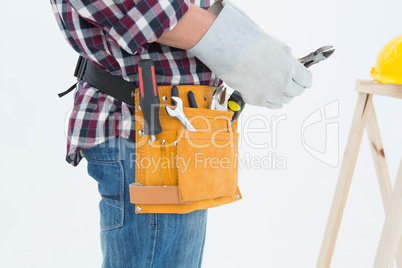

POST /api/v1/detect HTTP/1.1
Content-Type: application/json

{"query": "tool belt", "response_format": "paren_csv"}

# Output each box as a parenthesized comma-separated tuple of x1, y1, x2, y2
(63, 57, 242, 214)
(131, 85, 242, 214)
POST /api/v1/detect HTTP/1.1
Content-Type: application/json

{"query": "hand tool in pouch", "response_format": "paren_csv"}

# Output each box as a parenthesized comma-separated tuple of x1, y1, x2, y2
(298, 46, 335, 68)
(228, 90, 245, 125)
(210, 85, 232, 111)
(171, 86, 179, 105)
(138, 60, 162, 141)
(188, 91, 198, 108)
(166, 97, 196, 131)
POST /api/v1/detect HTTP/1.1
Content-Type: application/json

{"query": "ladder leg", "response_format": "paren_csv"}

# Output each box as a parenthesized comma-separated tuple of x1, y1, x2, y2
(317, 93, 373, 268)
(366, 106, 393, 212)
(366, 106, 402, 267)
(374, 159, 402, 268)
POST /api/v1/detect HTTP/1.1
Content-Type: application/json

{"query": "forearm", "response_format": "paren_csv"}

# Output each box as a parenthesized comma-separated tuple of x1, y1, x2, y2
(156, 4, 217, 50)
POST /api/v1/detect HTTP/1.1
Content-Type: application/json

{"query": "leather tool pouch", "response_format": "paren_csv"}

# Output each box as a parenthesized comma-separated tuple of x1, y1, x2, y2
(130, 85, 242, 214)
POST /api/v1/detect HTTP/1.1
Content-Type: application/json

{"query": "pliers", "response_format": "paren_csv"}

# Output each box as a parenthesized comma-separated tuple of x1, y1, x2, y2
(299, 46, 335, 68)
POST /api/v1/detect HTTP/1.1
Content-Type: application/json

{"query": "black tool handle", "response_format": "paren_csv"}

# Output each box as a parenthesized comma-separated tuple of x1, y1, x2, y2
(188, 91, 198, 108)
(228, 90, 245, 125)
(138, 60, 162, 136)
(171, 85, 179, 105)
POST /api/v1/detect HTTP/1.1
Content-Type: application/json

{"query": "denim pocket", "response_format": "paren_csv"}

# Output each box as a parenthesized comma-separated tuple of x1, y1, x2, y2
(82, 139, 124, 231)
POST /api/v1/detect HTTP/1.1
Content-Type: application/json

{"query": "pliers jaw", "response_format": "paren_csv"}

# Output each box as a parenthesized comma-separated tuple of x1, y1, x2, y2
(299, 46, 335, 68)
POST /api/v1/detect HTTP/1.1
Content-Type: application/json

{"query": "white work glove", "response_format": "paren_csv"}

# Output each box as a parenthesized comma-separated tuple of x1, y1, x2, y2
(188, 0, 312, 109)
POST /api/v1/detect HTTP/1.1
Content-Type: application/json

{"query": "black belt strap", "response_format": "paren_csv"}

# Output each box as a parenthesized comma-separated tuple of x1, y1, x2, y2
(58, 56, 136, 106)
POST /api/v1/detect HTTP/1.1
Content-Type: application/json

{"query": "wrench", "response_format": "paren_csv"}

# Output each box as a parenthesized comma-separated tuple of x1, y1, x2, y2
(165, 96, 196, 131)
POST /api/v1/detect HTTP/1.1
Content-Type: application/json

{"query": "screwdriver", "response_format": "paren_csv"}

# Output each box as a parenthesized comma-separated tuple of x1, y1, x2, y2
(138, 59, 162, 141)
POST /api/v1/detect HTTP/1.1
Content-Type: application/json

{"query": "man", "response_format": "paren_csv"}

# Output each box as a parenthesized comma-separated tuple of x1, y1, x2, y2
(51, 0, 312, 267)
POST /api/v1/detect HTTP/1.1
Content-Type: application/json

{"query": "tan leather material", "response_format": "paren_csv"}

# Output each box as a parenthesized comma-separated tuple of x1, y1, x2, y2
(129, 185, 191, 204)
(131, 85, 242, 214)
(177, 129, 239, 202)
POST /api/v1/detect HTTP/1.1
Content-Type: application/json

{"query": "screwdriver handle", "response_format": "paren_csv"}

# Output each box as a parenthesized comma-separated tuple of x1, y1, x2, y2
(171, 86, 179, 105)
(188, 91, 198, 108)
(138, 60, 162, 137)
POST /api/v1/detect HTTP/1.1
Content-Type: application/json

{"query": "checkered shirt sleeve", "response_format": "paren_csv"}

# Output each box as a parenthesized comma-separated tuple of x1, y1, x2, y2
(65, 0, 190, 55)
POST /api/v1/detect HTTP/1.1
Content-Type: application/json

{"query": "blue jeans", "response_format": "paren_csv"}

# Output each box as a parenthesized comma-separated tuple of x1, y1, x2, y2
(82, 137, 208, 268)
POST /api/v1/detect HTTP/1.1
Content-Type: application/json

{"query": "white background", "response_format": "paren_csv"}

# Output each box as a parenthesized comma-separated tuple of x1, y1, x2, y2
(1, 0, 402, 267)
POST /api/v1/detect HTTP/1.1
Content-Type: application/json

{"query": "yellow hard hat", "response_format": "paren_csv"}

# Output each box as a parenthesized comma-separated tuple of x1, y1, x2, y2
(370, 35, 402, 84)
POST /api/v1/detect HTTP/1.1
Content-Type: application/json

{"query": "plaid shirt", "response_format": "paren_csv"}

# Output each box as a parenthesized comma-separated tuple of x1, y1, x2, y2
(51, 0, 220, 166)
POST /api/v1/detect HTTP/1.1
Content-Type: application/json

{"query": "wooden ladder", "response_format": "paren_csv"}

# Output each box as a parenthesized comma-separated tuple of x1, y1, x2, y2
(317, 79, 402, 268)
